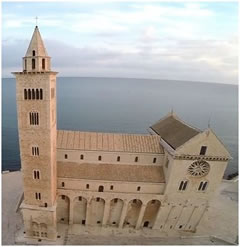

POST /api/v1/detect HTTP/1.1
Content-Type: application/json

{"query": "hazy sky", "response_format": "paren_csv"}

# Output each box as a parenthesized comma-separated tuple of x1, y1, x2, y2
(2, 1, 238, 84)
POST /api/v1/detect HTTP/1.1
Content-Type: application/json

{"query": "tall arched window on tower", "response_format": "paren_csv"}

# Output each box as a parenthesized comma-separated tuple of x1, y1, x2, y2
(32, 59, 35, 69)
(29, 112, 39, 125)
(40, 89, 43, 100)
(42, 59, 45, 70)
(24, 89, 27, 100)
(36, 89, 39, 100)
(32, 89, 35, 100)
(28, 89, 31, 100)
(32, 50, 36, 56)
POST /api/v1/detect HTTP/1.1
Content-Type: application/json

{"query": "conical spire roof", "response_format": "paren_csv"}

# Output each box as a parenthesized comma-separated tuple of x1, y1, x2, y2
(25, 26, 48, 57)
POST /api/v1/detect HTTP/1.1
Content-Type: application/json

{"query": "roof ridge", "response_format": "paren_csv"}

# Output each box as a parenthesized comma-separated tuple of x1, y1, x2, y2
(171, 114, 202, 133)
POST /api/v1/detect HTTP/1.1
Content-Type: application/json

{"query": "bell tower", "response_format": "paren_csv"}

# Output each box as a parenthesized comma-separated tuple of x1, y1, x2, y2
(12, 26, 58, 240)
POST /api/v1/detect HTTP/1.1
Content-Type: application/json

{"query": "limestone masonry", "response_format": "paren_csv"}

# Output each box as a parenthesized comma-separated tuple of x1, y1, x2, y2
(12, 26, 231, 241)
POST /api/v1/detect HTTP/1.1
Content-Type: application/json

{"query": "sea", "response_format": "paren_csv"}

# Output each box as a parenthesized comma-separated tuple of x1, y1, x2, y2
(2, 77, 238, 178)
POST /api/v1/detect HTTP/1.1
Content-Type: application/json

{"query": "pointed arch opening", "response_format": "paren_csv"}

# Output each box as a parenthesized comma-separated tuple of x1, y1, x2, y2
(32, 89, 35, 99)
(42, 59, 45, 70)
(32, 59, 35, 70)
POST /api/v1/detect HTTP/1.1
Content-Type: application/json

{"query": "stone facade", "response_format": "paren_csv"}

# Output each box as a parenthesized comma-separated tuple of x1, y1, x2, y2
(12, 26, 231, 241)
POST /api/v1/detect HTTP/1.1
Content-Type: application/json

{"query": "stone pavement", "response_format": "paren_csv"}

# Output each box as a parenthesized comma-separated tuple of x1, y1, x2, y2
(2, 171, 238, 245)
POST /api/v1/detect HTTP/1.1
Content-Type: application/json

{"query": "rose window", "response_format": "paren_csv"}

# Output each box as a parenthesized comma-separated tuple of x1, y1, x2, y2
(187, 161, 210, 177)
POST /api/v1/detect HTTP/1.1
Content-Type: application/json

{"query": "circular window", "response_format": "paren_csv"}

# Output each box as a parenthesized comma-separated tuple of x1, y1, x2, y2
(187, 161, 210, 177)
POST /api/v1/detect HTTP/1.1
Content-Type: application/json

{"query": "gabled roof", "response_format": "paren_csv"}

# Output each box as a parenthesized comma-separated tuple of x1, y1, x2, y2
(150, 112, 201, 150)
(57, 130, 164, 154)
(25, 26, 48, 57)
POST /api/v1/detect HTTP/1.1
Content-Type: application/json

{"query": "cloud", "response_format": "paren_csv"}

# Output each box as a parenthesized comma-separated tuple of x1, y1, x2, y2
(3, 36, 237, 84)
(2, 2, 238, 84)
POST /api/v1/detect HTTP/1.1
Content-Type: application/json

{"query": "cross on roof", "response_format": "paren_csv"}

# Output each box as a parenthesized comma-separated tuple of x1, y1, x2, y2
(35, 16, 38, 26)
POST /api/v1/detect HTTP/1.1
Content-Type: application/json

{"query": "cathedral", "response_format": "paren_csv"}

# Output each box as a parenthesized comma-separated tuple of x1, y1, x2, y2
(12, 26, 231, 241)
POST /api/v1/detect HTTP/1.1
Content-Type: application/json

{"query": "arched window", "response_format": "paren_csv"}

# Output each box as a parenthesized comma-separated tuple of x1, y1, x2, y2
(36, 89, 39, 100)
(33, 170, 40, 179)
(28, 89, 31, 100)
(80, 154, 84, 160)
(40, 89, 43, 100)
(32, 89, 35, 100)
(24, 89, 27, 100)
(98, 185, 104, 192)
(35, 192, 41, 200)
(42, 59, 45, 70)
(178, 180, 188, 191)
(198, 181, 208, 191)
(32, 59, 35, 69)
(32, 146, 39, 156)
(117, 156, 120, 162)
(153, 157, 157, 163)
(32, 50, 36, 56)
(135, 157, 138, 162)
(98, 155, 102, 161)
(29, 112, 39, 125)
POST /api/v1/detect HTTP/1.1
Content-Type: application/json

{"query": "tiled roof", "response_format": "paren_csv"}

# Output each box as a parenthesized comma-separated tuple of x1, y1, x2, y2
(150, 114, 201, 149)
(57, 130, 163, 154)
(57, 162, 165, 183)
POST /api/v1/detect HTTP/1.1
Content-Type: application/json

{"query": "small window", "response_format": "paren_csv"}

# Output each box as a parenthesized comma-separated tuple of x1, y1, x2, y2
(200, 146, 207, 155)
(96, 197, 100, 202)
(80, 154, 84, 160)
(98, 185, 104, 192)
(110, 185, 114, 190)
(32, 146, 39, 156)
(61, 195, 65, 200)
(137, 186, 141, 191)
(64, 154, 68, 159)
(133, 199, 137, 203)
(86, 184, 89, 189)
(82, 220, 85, 225)
(97, 221, 101, 224)
(79, 196, 82, 201)
(198, 181, 208, 191)
(135, 157, 138, 162)
(151, 200, 156, 204)
(62, 182, 65, 187)
(98, 156, 102, 161)
(117, 156, 120, 162)
(44, 203, 47, 207)
(35, 192, 41, 200)
(153, 157, 157, 163)
(114, 198, 118, 203)
(179, 180, 188, 191)
(32, 50, 35, 56)
(33, 170, 40, 179)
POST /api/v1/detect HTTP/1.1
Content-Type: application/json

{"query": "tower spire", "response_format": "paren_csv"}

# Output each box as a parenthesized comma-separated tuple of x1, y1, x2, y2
(23, 26, 51, 72)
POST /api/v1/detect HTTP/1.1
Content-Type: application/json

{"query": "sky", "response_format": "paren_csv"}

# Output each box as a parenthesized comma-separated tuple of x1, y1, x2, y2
(2, 1, 238, 84)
